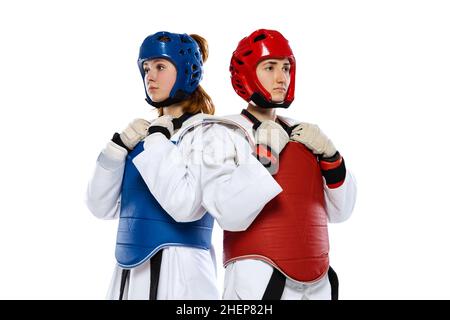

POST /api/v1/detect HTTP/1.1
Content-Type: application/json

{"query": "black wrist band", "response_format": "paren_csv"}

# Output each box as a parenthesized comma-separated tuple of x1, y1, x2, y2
(111, 132, 132, 153)
(148, 126, 171, 139)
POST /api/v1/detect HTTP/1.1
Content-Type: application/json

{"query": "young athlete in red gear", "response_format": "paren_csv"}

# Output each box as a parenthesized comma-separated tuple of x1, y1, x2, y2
(222, 29, 357, 300)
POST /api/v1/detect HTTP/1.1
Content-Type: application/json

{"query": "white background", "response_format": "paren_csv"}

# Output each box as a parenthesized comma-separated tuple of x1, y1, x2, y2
(0, 0, 449, 299)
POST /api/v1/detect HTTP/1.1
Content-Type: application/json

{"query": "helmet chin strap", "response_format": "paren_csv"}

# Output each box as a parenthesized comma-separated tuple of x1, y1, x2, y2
(250, 92, 292, 109)
(250, 100, 285, 107)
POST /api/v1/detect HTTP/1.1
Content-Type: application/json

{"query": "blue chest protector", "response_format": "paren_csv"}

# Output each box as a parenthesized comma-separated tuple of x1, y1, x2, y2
(115, 141, 214, 268)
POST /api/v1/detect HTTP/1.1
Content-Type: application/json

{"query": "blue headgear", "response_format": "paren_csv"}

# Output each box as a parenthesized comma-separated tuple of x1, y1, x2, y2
(138, 31, 204, 107)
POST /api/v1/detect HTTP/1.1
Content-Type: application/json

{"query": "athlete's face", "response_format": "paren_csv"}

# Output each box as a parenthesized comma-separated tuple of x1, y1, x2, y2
(256, 58, 291, 103)
(143, 58, 177, 102)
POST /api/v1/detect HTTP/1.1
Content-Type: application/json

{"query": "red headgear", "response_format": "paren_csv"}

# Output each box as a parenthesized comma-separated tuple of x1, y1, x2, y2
(230, 29, 296, 108)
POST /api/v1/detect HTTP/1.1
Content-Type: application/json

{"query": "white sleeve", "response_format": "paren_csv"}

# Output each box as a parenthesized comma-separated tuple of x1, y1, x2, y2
(201, 124, 282, 232)
(324, 170, 357, 223)
(86, 141, 127, 220)
(132, 132, 205, 223)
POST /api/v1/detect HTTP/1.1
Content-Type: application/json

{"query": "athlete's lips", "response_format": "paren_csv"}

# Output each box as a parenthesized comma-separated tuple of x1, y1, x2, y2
(273, 87, 286, 92)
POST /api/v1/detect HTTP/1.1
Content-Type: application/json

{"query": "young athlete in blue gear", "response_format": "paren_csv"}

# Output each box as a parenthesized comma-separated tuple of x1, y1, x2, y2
(86, 31, 282, 300)
(221, 29, 357, 300)
(86, 32, 219, 300)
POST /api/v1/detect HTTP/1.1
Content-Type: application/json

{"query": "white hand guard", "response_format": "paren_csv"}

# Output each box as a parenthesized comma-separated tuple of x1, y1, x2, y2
(119, 118, 151, 150)
(147, 115, 175, 139)
(290, 122, 336, 158)
(255, 120, 289, 155)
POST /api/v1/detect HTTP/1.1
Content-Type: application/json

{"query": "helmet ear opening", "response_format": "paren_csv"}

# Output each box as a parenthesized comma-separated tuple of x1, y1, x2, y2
(253, 34, 267, 42)
(180, 35, 193, 43)
(157, 35, 171, 42)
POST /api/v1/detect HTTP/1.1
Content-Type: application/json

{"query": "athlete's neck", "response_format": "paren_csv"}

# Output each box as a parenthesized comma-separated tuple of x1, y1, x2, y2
(246, 103, 277, 122)
(162, 104, 184, 118)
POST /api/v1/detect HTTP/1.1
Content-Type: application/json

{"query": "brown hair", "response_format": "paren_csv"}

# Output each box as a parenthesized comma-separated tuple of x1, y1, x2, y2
(158, 34, 215, 116)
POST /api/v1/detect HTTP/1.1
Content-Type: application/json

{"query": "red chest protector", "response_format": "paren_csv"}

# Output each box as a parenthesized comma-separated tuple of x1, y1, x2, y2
(223, 141, 329, 282)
